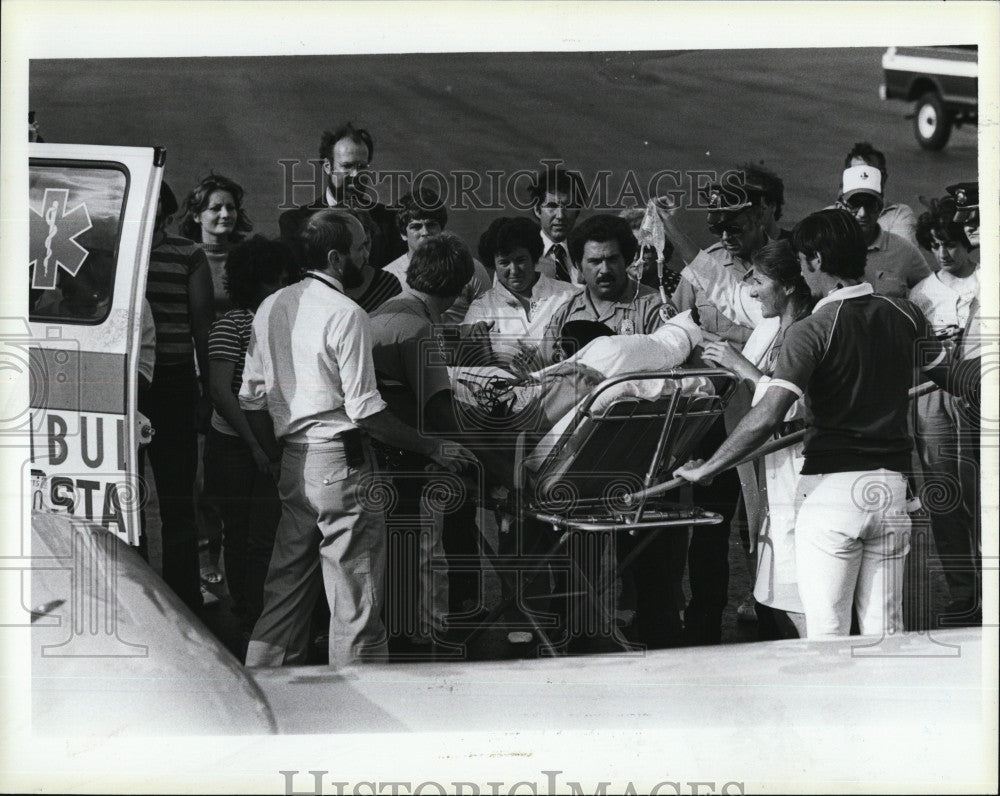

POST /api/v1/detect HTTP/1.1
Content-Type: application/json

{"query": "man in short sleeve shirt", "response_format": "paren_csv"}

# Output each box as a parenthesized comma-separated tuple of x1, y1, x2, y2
(541, 214, 675, 364)
(241, 211, 474, 667)
(836, 165, 930, 298)
(370, 234, 480, 646)
(676, 209, 962, 639)
(671, 179, 768, 346)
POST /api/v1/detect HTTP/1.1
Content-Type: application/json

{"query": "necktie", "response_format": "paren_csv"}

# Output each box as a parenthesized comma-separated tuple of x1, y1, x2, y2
(550, 244, 571, 283)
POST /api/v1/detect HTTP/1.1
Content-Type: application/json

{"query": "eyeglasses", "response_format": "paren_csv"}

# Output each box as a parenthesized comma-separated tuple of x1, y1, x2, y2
(841, 194, 883, 216)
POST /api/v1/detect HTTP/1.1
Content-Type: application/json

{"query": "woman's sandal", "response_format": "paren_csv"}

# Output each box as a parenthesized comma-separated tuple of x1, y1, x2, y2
(200, 565, 224, 585)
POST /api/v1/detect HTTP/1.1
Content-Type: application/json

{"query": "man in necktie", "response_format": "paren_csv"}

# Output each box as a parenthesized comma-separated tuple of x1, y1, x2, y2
(529, 165, 588, 284)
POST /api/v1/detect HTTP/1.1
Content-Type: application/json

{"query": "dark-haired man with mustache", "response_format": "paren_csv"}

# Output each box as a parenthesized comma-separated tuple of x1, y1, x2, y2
(539, 214, 685, 649)
(542, 214, 675, 361)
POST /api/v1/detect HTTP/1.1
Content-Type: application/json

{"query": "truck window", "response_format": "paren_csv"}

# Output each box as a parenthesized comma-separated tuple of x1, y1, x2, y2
(29, 162, 129, 325)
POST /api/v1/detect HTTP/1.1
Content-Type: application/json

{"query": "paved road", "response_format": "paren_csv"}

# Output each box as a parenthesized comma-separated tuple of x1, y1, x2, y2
(31, 48, 977, 251)
(44, 48, 971, 659)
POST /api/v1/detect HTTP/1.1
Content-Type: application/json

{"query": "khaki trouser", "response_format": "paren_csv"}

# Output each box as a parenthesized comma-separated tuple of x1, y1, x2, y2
(245, 438, 387, 668)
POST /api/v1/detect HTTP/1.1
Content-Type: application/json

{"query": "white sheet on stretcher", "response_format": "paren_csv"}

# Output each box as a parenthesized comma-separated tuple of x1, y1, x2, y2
(525, 376, 716, 471)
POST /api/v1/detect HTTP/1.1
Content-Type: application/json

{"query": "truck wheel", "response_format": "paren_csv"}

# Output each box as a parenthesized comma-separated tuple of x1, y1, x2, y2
(913, 91, 952, 150)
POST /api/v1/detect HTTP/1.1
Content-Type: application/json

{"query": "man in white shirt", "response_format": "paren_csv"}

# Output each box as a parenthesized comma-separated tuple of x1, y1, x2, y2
(240, 210, 475, 667)
(911, 195, 981, 626)
(464, 216, 579, 366)
(530, 166, 589, 285)
(383, 189, 492, 325)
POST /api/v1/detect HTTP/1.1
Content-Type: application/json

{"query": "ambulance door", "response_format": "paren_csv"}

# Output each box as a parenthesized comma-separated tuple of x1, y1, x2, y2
(28, 144, 164, 545)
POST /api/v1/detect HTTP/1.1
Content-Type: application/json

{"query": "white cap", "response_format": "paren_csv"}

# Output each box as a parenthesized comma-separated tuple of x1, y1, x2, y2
(841, 165, 883, 200)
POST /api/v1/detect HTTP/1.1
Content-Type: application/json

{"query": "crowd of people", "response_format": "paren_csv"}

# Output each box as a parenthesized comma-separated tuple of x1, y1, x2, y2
(137, 121, 983, 666)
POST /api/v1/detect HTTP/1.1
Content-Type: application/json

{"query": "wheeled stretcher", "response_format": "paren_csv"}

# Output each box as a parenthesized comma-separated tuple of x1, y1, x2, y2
(458, 368, 739, 654)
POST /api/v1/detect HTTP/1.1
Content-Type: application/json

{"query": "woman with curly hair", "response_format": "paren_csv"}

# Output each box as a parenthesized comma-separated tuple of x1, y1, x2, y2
(179, 174, 255, 590)
(179, 173, 254, 317)
(205, 235, 296, 646)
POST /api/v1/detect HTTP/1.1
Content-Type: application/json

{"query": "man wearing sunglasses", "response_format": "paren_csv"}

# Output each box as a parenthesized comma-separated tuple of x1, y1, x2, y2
(842, 141, 917, 246)
(837, 165, 930, 298)
(670, 177, 771, 645)
(671, 179, 769, 349)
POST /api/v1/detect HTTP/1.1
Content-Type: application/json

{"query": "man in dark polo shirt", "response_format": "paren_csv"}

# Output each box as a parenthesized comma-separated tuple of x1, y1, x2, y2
(369, 233, 482, 650)
(675, 209, 963, 639)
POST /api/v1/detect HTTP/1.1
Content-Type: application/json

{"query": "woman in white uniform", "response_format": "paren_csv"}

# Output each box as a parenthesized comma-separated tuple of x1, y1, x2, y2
(700, 240, 814, 638)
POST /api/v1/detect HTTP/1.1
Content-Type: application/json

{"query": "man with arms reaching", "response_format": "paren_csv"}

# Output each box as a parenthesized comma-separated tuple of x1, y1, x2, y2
(675, 209, 969, 639)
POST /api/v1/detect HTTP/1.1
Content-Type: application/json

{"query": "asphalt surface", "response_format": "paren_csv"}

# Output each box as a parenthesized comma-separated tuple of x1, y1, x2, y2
(39, 48, 974, 660)
(31, 48, 977, 250)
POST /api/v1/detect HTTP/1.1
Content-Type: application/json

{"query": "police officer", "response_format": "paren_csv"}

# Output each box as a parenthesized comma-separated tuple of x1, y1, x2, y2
(672, 179, 770, 644)
(948, 181, 980, 262)
(671, 179, 768, 347)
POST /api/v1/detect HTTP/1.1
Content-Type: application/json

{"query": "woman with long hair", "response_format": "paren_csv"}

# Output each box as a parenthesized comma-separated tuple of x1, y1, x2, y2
(700, 239, 814, 639)
(179, 173, 254, 316)
(178, 174, 255, 592)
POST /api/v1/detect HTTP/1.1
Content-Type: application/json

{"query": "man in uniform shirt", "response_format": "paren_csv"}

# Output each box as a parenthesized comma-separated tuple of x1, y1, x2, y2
(542, 214, 674, 362)
(948, 181, 980, 263)
(836, 165, 931, 299)
(671, 180, 768, 347)
(669, 179, 768, 643)
(278, 122, 406, 270)
(531, 166, 589, 285)
(676, 209, 963, 638)
(240, 210, 475, 667)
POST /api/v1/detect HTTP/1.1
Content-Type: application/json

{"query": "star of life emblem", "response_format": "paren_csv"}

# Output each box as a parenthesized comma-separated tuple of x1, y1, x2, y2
(29, 188, 93, 290)
(619, 318, 635, 335)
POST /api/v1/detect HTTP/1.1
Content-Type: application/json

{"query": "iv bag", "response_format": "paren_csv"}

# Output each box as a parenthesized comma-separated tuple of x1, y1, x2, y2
(637, 199, 667, 261)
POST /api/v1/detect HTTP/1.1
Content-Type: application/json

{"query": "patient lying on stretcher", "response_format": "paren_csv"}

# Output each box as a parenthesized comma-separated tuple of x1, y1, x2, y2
(457, 310, 710, 488)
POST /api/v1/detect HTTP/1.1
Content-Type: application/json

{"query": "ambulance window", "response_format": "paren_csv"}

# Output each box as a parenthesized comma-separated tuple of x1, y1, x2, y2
(29, 162, 129, 325)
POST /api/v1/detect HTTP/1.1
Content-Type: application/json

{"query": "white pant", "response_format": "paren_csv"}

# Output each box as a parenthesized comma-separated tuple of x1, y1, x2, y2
(794, 469, 911, 639)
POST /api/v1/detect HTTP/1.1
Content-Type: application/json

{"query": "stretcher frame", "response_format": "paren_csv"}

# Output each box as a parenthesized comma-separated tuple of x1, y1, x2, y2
(463, 368, 738, 654)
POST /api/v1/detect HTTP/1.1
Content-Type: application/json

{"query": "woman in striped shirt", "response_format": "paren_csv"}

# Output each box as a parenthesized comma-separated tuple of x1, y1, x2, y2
(205, 235, 296, 645)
